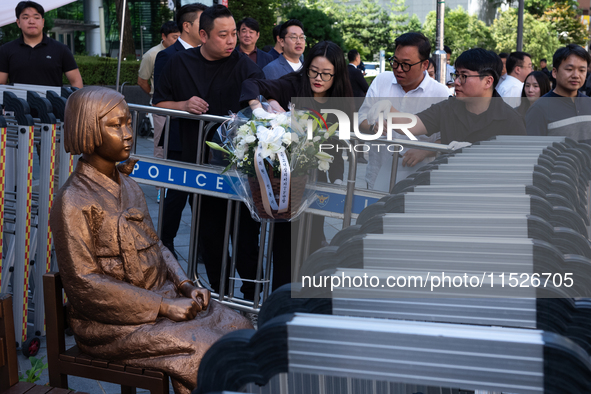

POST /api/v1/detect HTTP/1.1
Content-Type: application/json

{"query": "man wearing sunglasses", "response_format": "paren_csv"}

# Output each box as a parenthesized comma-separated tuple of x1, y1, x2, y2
(357, 32, 449, 191)
(385, 48, 526, 144)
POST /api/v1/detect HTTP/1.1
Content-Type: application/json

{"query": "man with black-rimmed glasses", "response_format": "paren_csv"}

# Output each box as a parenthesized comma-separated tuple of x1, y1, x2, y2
(385, 48, 526, 144)
(262, 19, 305, 80)
(357, 32, 449, 190)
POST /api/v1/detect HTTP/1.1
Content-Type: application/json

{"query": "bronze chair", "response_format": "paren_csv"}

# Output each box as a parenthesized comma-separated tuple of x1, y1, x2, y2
(43, 272, 169, 394)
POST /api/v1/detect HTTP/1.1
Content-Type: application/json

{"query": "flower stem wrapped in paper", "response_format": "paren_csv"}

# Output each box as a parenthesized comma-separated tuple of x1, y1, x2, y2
(207, 98, 338, 222)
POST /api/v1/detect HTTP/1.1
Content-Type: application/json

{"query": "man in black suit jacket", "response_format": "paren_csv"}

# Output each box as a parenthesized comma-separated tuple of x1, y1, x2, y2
(153, 3, 206, 257)
(237, 17, 273, 70)
(348, 49, 369, 97)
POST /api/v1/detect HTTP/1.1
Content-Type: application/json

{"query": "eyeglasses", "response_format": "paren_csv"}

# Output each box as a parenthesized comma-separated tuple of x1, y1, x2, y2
(451, 73, 490, 84)
(285, 35, 306, 42)
(389, 58, 424, 72)
(307, 69, 334, 82)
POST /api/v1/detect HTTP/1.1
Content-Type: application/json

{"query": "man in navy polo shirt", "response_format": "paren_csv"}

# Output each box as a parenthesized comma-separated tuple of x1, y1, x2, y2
(0, 1, 83, 88)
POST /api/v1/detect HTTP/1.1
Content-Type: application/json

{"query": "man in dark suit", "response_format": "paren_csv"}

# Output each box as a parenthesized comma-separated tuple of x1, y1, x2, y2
(347, 49, 369, 97)
(153, 2, 206, 257)
(154, 3, 206, 88)
(237, 17, 273, 70)
(266, 24, 282, 60)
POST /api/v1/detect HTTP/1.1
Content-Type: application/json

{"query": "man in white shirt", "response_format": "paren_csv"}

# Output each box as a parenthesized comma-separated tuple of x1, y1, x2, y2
(496, 51, 532, 107)
(262, 19, 305, 79)
(358, 32, 450, 191)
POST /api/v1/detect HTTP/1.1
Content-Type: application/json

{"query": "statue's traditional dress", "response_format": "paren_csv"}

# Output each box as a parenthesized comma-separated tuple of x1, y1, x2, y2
(50, 159, 252, 394)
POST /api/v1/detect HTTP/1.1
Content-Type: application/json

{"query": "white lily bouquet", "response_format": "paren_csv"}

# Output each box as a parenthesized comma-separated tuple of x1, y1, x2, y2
(207, 100, 338, 221)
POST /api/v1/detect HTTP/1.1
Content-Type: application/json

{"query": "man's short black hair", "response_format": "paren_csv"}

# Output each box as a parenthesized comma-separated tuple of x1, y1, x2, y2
(237, 17, 259, 33)
(553, 44, 591, 69)
(506, 51, 531, 75)
(347, 49, 359, 62)
(272, 24, 281, 43)
(176, 3, 207, 33)
(200, 5, 233, 37)
(394, 32, 431, 62)
(540, 58, 547, 63)
(15, 1, 44, 19)
(444, 45, 452, 55)
(498, 52, 509, 59)
(161, 21, 179, 36)
(455, 48, 502, 88)
(279, 19, 304, 39)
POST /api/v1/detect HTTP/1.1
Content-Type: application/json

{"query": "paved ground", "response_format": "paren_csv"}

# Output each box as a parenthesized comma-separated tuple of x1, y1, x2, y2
(15, 133, 370, 393)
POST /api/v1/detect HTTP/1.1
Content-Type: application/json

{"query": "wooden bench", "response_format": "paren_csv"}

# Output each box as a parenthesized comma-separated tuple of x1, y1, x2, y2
(1, 293, 90, 394)
(43, 272, 170, 394)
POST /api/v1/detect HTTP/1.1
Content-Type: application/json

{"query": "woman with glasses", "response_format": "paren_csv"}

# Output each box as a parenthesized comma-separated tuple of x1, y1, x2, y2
(240, 40, 353, 291)
(242, 40, 353, 106)
(516, 71, 551, 117)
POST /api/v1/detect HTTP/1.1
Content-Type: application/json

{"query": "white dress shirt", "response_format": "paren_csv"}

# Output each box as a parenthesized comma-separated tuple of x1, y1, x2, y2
(496, 74, 523, 107)
(358, 71, 450, 191)
(177, 36, 194, 49)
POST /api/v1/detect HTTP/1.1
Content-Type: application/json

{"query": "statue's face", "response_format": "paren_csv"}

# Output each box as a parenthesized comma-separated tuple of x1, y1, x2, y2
(96, 101, 133, 163)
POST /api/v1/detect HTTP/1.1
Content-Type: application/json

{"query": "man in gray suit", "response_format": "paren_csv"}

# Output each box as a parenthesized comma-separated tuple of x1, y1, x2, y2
(262, 19, 305, 79)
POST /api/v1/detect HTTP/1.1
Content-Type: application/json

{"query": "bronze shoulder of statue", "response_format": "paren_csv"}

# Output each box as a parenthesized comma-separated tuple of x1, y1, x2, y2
(50, 86, 252, 394)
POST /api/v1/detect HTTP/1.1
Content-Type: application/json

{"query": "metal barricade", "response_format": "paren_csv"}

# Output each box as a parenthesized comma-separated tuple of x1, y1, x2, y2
(1, 88, 61, 346)
(127, 104, 383, 312)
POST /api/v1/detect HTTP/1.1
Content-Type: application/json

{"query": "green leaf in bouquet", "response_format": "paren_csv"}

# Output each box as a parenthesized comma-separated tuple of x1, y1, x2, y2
(222, 162, 233, 174)
(307, 113, 324, 132)
(327, 122, 339, 137)
(250, 121, 257, 134)
(205, 141, 230, 154)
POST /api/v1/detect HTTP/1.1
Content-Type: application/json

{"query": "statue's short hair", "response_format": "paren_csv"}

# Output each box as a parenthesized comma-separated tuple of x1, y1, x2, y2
(64, 87, 125, 155)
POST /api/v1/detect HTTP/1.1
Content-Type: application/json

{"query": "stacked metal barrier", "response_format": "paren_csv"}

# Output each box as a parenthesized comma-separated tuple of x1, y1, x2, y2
(194, 136, 591, 394)
(0, 86, 74, 350)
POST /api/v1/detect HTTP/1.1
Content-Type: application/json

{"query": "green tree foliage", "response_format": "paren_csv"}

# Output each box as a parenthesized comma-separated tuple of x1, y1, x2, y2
(150, 2, 174, 46)
(542, 4, 588, 45)
(491, 8, 561, 64)
(335, 0, 419, 60)
(229, 0, 277, 47)
(282, 0, 422, 61)
(523, 0, 554, 17)
(337, 0, 394, 57)
(63, 55, 140, 85)
(423, 6, 495, 63)
(284, 6, 345, 51)
(486, 0, 579, 17)
(401, 14, 422, 34)
(0, 23, 21, 45)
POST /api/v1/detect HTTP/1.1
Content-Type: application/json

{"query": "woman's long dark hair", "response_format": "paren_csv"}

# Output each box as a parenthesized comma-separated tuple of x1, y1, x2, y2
(517, 70, 551, 116)
(292, 41, 353, 98)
